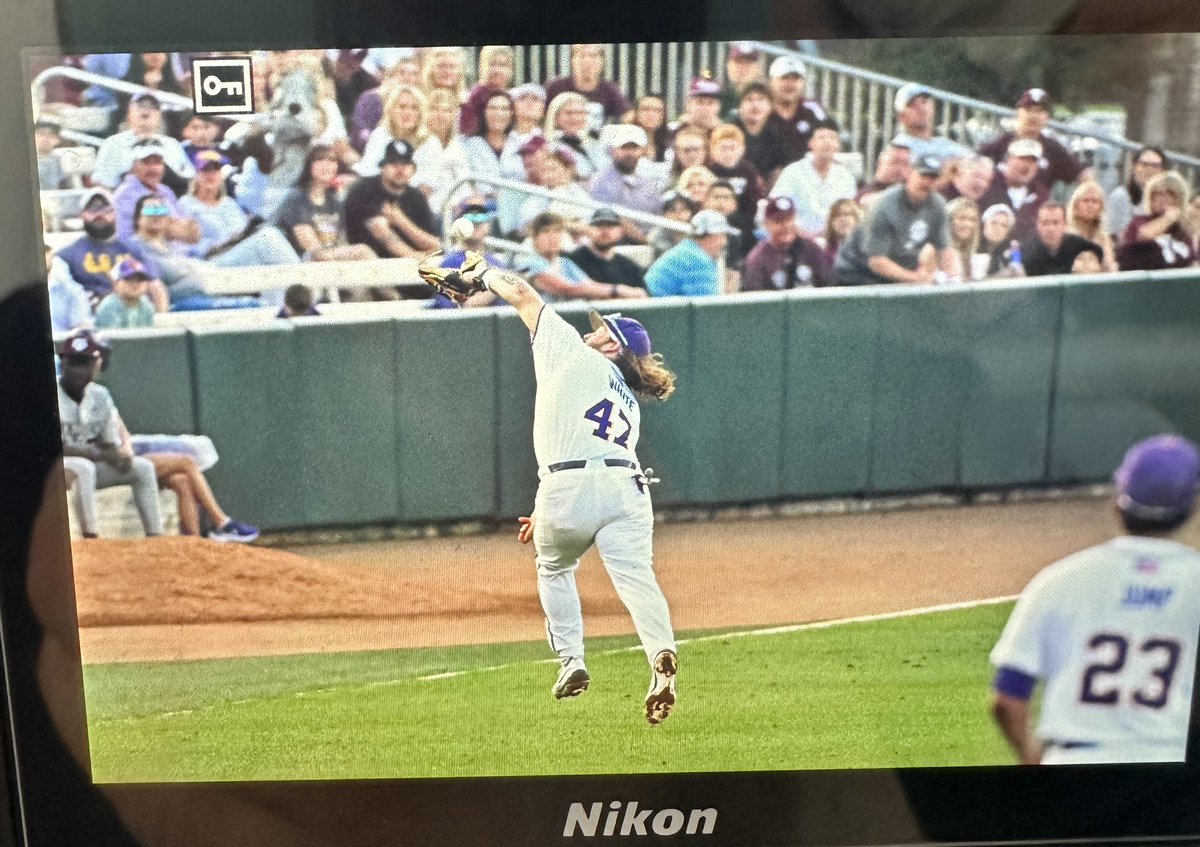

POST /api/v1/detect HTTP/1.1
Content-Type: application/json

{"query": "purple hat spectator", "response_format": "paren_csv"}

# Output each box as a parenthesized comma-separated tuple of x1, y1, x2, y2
(112, 257, 152, 281)
(763, 196, 798, 221)
(1016, 88, 1052, 110)
(688, 77, 722, 99)
(1114, 434, 1200, 522)
(589, 310, 652, 357)
(190, 148, 230, 170)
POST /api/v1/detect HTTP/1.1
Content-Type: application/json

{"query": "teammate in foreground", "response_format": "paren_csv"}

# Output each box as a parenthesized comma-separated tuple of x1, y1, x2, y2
(989, 434, 1200, 764)
(418, 250, 680, 725)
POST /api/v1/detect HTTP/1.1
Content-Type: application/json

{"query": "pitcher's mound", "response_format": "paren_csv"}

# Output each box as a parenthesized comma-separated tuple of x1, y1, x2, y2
(70, 537, 539, 627)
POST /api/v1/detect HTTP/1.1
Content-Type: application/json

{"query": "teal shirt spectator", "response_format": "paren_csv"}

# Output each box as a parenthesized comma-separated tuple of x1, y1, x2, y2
(95, 294, 155, 329)
(645, 238, 721, 297)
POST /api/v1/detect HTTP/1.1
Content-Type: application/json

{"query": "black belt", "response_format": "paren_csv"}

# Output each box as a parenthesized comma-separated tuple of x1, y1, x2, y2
(548, 459, 638, 473)
(1047, 740, 1098, 750)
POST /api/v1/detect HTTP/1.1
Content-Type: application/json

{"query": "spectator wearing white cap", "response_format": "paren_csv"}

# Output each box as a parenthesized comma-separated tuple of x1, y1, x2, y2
(589, 123, 665, 242)
(511, 83, 548, 139)
(771, 123, 857, 238)
(719, 42, 766, 120)
(544, 44, 633, 133)
(977, 137, 1051, 243)
(92, 93, 195, 191)
(834, 154, 957, 286)
(742, 196, 833, 290)
(891, 82, 972, 165)
(765, 55, 838, 167)
(731, 80, 790, 184)
(977, 88, 1087, 191)
(112, 139, 202, 245)
(644, 209, 738, 297)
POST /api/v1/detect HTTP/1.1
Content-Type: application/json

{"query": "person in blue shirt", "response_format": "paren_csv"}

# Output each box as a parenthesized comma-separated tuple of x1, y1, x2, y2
(644, 209, 736, 297)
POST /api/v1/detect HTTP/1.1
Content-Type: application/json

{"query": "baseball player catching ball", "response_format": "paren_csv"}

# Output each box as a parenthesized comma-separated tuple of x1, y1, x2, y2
(990, 434, 1200, 765)
(419, 248, 680, 725)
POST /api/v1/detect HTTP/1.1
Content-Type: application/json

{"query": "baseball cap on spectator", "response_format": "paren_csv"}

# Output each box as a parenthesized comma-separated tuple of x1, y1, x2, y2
(456, 199, 496, 223)
(769, 56, 806, 78)
(688, 76, 722, 99)
(763, 196, 798, 221)
(981, 203, 1015, 225)
(131, 138, 166, 160)
(112, 257, 152, 282)
(589, 207, 622, 226)
(729, 42, 761, 60)
(517, 132, 548, 156)
(509, 82, 547, 101)
(82, 188, 114, 213)
(1016, 88, 1052, 110)
(588, 310, 652, 357)
(691, 209, 739, 237)
(914, 153, 942, 176)
(605, 123, 649, 149)
(191, 148, 230, 170)
(379, 139, 415, 165)
(894, 82, 932, 112)
(1007, 138, 1043, 159)
(1113, 434, 1200, 522)
(738, 80, 772, 101)
(131, 92, 161, 110)
(661, 189, 697, 213)
(57, 329, 105, 361)
(139, 198, 171, 217)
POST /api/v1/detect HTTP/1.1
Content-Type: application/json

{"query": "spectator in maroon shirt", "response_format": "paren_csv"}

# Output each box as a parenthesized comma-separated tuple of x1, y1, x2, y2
(731, 80, 790, 184)
(1117, 171, 1197, 271)
(544, 44, 632, 132)
(857, 142, 912, 209)
(766, 55, 837, 167)
(460, 46, 516, 136)
(742, 195, 833, 290)
(977, 88, 1087, 192)
(977, 138, 1050, 243)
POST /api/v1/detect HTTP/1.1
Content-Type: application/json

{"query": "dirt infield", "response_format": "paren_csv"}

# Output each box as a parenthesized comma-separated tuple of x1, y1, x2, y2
(72, 498, 1200, 664)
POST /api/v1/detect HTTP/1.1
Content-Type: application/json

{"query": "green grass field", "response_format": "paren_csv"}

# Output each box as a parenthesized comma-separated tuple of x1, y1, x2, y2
(83, 602, 1019, 782)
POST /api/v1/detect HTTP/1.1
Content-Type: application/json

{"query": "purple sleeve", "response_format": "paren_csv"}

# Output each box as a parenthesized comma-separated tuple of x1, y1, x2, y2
(993, 666, 1037, 700)
(459, 85, 492, 136)
(351, 89, 383, 154)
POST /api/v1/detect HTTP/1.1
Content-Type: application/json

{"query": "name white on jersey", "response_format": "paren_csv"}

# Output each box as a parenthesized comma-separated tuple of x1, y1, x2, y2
(990, 536, 1200, 753)
(530, 308, 641, 474)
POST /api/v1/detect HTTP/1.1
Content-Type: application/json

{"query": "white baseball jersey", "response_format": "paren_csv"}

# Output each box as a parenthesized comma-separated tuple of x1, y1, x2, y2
(530, 307, 641, 475)
(991, 536, 1200, 760)
(57, 382, 119, 450)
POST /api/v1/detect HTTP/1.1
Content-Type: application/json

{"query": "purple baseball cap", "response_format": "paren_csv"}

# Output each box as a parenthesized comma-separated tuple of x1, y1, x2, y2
(1114, 434, 1200, 522)
(588, 310, 652, 358)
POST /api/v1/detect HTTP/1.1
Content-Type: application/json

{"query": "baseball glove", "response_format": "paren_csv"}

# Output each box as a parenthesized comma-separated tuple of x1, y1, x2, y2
(417, 250, 490, 304)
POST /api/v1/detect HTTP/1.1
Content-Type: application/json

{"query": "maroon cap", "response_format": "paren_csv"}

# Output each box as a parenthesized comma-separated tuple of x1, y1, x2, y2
(518, 132, 547, 156)
(688, 77, 722, 99)
(763, 195, 798, 221)
(1016, 88, 1051, 110)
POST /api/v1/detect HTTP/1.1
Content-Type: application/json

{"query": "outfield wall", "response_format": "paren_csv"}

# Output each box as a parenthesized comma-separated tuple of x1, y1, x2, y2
(96, 272, 1200, 530)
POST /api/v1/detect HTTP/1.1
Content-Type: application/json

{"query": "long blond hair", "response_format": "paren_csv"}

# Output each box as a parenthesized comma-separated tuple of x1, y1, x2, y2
(945, 197, 981, 274)
(617, 351, 677, 401)
(1067, 180, 1110, 242)
(420, 46, 467, 100)
(476, 45, 515, 85)
(382, 84, 430, 147)
(544, 91, 589, 137)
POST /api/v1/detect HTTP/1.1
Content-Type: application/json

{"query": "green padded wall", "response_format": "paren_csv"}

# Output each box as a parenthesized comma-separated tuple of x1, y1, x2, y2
(291, 318, 401, 526)
(393, 310, 499, 521)
(96, 327, 194, 436)
(689, 296, 788, 503)
(783, 289, 879, 496)
(189, 323, 304, 530)
(494, 308, 539, 518)
(1051, 273, 1200, 481)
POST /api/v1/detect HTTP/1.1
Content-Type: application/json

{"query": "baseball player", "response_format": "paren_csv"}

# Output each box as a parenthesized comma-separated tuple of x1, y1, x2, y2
(990, 434, 1200, 765)
(418, 251, 680, 725)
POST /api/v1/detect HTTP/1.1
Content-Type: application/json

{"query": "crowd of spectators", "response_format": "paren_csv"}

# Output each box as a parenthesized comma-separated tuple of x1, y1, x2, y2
(34, 44, 1200, 334)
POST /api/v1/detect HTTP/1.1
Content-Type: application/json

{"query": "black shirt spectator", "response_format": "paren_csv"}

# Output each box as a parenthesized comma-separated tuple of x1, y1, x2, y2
(343, 140, 440, 258)
(1021, 202, 1098, 276)
(567, 208, 647, 290)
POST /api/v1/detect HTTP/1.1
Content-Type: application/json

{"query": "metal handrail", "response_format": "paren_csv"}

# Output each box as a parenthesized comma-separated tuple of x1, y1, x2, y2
(438, 173, 693, 248)
(32, 66, 194, 113)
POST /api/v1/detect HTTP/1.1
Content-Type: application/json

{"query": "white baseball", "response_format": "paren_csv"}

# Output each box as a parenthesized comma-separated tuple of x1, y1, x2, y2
(451, 217, 475, 240)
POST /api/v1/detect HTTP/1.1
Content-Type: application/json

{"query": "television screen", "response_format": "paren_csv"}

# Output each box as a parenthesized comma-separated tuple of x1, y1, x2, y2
(3, 0, 1200, 844)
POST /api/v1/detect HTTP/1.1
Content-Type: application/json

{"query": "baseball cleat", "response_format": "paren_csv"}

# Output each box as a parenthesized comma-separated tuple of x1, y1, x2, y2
(552, 656, 590, 699)
(645, 649, 678, 725)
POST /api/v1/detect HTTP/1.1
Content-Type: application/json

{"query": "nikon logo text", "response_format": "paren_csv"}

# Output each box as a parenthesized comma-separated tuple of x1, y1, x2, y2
(564, 801, 717, 837)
